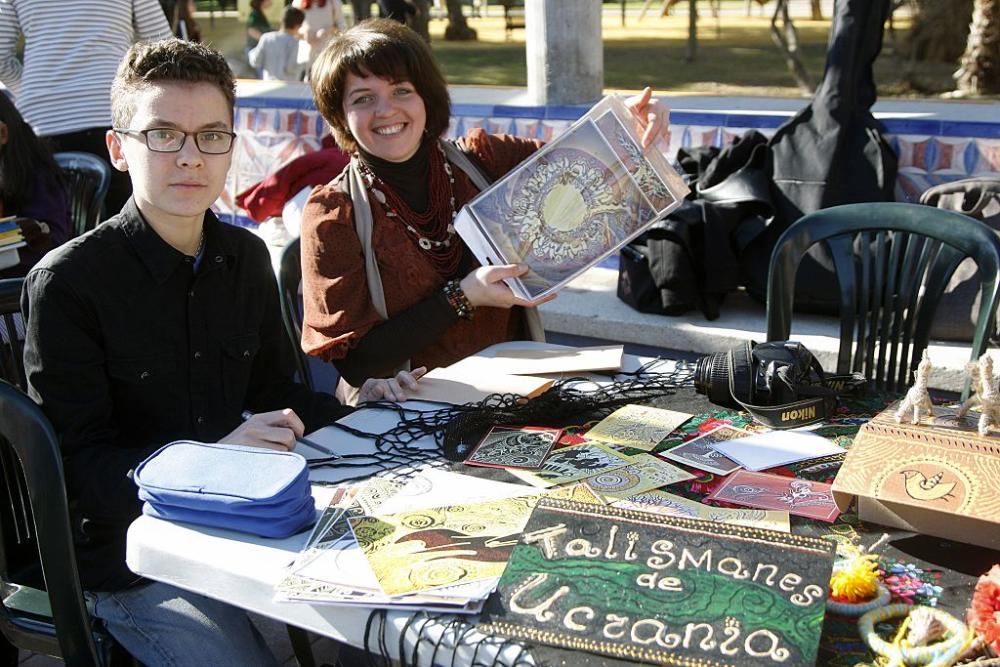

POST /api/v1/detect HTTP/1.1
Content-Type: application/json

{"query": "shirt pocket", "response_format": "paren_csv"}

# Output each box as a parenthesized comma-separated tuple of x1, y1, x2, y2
(107, 355, 181, 418)
(220, 333, 261, 404)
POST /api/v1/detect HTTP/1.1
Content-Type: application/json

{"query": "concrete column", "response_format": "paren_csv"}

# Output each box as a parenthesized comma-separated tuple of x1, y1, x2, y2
(525, 0, 603, 106)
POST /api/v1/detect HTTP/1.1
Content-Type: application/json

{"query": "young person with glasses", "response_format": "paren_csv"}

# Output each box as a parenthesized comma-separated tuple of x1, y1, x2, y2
(21, 38, 422, 665)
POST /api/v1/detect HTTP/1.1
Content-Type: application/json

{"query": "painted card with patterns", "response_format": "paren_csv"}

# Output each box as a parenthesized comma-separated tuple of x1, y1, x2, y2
(585, 403, 693, 451)
(509, 441, 634, 488)
(466, 118, 657, 299)
(464, 426, 562, 470)
(707, 470, 841, 523)
(585, 454, 695, 501)
(275, 532, 494, 612)
(611, 489, 791, 532)
(480, 499, 835, 666)
(660, 425, 749, 475)
(349, 495, 541, 596)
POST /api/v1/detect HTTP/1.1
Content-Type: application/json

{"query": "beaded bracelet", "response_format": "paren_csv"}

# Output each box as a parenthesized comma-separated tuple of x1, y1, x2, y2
(443, 280, 474, 320)
(858, 603, 974, 666)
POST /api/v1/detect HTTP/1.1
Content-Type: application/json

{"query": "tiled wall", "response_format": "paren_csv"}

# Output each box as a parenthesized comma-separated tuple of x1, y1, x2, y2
(219, 98, 1000, 228)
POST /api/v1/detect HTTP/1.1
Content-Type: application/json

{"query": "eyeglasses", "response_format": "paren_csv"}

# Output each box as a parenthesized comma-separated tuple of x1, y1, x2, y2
(113, 127, 237, 154)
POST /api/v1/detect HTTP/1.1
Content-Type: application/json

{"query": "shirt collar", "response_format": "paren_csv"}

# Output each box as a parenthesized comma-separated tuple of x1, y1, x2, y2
(119, 198, 238, 284)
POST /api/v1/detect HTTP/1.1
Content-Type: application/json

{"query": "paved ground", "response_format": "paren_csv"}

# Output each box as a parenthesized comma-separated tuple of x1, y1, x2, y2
(18, 614, 349, 666)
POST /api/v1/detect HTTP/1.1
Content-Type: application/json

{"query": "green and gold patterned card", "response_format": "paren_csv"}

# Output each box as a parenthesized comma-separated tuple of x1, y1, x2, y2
(481, 498, 834, 666)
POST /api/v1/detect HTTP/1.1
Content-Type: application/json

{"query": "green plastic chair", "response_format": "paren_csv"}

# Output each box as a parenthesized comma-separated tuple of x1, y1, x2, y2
(766, 202, 1000, 396)
(0, 381, 121, 666)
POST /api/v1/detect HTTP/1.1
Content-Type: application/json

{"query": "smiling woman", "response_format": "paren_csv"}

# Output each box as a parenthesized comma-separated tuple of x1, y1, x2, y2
(298, 18, 669, 401)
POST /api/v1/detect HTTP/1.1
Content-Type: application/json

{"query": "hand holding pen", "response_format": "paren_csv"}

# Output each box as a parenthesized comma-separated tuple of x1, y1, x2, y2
(219, 409, 338, 458)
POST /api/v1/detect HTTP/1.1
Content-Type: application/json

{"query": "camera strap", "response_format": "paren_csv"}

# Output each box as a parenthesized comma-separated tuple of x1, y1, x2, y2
(727, 343, 866, 428)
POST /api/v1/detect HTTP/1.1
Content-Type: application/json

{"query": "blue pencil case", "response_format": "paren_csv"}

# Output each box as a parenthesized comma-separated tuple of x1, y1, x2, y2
(133, 441, 316, 538)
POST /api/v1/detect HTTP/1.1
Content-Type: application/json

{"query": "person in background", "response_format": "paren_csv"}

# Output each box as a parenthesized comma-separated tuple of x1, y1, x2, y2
(300, 19, 668, 397)
(249, 6, 306, 81)
(22, 38, 422, 665)
(247, 0, 274, 51)
(0, 92, 70, 278)
(293, 0, 346, 73)
(0, 0, 171, 217)
(175, 0, 201, 42)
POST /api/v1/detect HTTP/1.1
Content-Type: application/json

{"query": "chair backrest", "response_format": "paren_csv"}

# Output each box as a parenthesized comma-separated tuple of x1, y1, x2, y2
(277, 238, 314, 391)
(53, 152, 111, 238)
(0, 279, 25, 391)
(766, 202, 1000, 395)
(0, 381, 106, 666)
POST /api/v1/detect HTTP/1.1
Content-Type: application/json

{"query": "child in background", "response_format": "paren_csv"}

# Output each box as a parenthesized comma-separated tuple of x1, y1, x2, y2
(248, 6, 306, 81)
(0, 93, 70, 278)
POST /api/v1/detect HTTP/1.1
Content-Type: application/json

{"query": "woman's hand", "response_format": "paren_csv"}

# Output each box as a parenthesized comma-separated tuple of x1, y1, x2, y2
(459, 265, 556, 309)
(358, 366, 428, 403)
(624, 86, 669, 149)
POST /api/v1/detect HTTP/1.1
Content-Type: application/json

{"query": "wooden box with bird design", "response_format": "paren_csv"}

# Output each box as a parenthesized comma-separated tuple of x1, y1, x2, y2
(832, 402, 1000, 550)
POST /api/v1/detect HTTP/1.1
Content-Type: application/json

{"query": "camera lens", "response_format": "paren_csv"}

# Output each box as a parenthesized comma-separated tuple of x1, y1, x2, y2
(694, 351, 739, 408)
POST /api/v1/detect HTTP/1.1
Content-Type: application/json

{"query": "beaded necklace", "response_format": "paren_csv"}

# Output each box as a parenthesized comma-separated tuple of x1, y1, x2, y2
(356, 142, 462, 277)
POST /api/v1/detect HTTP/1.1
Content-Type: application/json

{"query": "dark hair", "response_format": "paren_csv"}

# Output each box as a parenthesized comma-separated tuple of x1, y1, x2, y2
(310, 18, 450, 152)
(111, 38, 236, 128)
(0, 93, 62, 213)
(250, 0, 266, 11)
(282, 6, 305, 29)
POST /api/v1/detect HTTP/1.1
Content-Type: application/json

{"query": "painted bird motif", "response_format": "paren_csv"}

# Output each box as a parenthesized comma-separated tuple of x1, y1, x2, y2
(901, 470, 956, 502)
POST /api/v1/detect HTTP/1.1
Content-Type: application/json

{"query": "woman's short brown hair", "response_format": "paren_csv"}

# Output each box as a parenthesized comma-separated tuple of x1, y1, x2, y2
(310, 18, 450, 153)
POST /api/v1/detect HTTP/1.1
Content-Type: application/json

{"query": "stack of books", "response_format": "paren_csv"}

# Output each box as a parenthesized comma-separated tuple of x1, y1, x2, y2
(0, 217, 25, 270)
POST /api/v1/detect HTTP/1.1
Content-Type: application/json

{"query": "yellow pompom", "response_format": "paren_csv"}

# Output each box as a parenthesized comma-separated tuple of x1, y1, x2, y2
(830, 554, 881, 603)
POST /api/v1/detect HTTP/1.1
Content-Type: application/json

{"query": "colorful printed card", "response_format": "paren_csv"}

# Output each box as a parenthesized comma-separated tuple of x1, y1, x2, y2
(481, 499, 835, 666)
(585, 404, 693, 451)
(508, 441, 634, 488)
(707, 470, 841, 522)
(660, 425, 749, 474)
(584, 454, 694, 501)
(611, 489, 791, 532)
(464, 426, 562, 470)
(275, 533, 493, 612)
(349, 495, 540, 596)
(545, 482, 606, 505)
(374, 467, 539, 515)
(709, 430, 846, 472)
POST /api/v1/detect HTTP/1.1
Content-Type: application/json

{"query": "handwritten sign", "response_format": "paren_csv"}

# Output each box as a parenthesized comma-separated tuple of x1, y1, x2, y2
(482, 498, 834, 666)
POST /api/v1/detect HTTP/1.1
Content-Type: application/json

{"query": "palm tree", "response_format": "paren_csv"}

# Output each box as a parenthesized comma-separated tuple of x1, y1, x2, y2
(955, 0, 1000, 94)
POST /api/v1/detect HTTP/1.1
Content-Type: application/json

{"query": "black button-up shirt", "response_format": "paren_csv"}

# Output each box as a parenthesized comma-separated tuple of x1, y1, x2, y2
(22, 199, 350, 591)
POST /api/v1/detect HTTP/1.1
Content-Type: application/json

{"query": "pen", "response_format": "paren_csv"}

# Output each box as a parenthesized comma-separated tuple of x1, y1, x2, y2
(240, 410, 339, 458)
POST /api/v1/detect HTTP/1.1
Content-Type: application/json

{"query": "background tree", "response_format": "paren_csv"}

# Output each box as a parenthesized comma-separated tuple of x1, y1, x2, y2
(444, 0, 477, 40)
(907, 0, 973, 63)
(955, 0, 1000, 94)
(409, 0, 431, 41)
(771, 0, 814, 93)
